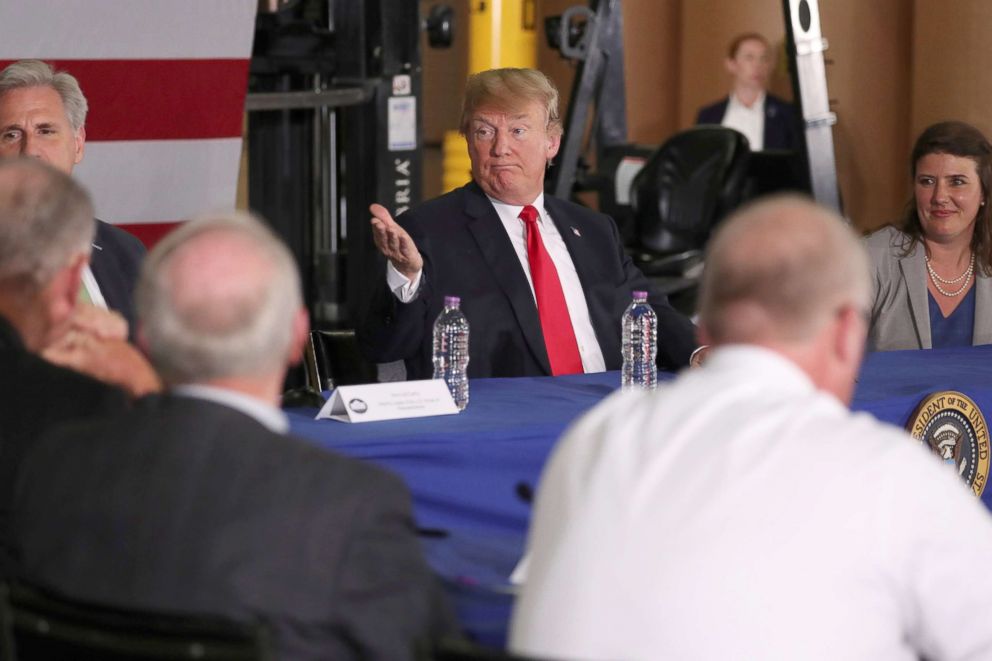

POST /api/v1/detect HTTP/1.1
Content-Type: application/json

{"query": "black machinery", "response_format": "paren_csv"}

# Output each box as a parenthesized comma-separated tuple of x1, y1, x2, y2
(247, 0, 452, 330)
(247, 0, 839, 336)
(543, 0, 838, 311)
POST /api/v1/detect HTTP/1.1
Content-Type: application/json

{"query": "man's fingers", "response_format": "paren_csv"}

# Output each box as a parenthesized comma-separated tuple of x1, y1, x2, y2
(369, 202, 423, 276)
(370, 203, 396, 226)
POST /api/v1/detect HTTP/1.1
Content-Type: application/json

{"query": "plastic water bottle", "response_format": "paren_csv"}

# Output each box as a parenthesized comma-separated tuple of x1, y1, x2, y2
(433, 296, 470, 410)
(621, 290, 657, 390)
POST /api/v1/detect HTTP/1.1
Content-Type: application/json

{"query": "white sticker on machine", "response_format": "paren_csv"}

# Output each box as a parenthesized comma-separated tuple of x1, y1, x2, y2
(388, 96, 417, 151)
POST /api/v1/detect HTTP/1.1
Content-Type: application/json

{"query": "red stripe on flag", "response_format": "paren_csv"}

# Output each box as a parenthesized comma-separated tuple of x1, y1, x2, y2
(118, 221, 184, 249)
(0, 59, 248, 141)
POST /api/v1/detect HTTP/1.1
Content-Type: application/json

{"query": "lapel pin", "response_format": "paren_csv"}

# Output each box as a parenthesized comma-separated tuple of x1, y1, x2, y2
(571, 227, 581, 237)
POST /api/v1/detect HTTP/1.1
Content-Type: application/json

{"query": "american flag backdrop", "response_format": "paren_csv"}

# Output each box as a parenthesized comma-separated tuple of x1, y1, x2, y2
(0, 0, 257, 246)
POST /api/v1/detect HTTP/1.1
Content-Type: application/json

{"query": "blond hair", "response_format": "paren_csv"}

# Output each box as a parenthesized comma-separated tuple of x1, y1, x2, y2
(459, 68, 562, 138)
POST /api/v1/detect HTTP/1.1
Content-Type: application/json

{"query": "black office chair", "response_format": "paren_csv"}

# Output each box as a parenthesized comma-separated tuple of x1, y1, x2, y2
(0, 581, 272, 661)
(416, 636, 544, 661)
(303, 329, 378, 392)
(629, 126, 751, 299)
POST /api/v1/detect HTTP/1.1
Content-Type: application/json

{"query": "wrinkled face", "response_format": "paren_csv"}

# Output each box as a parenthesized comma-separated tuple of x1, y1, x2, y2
(466, 100, 560, 206)
(914, 152, 983, 245)
(727, 38, 771, 91)
(0, 85, 85, 174)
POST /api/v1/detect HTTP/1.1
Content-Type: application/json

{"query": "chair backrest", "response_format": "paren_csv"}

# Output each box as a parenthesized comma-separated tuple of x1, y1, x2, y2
(303, 329, 378, 391)
(0, 582, 272, 661)
(416, 636, 544, 661)
(630, 126, 751, 255)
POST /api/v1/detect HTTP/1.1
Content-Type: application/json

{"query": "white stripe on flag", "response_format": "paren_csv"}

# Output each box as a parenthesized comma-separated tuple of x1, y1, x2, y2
(75, 138, 243, 224)
(0, 1, 256, 59)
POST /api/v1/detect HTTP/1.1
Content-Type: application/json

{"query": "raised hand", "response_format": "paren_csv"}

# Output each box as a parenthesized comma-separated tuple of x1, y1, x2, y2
(369, 203, 423, 279)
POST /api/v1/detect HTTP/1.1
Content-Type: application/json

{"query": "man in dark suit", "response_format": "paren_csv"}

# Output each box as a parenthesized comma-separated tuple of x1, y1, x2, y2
(0, 159, 132, 576)
(0, 59, 144, 329)
(695, 33, 799, 152)
(12, 211, 453, 660)
(359, 68, 698, 379)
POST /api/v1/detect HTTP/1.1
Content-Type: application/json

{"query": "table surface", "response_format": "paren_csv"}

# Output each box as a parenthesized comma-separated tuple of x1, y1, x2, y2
(287, 345, 992, 646)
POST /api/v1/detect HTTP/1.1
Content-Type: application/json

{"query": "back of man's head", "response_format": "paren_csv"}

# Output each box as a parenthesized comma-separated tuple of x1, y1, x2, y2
(0, 158, 94, 348)
(136, 212, 305, 390)
(699, 194, 869, 349)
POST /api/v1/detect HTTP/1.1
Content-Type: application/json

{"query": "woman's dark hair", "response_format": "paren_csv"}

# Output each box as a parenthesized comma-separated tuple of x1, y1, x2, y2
(900, 120, 992, 273)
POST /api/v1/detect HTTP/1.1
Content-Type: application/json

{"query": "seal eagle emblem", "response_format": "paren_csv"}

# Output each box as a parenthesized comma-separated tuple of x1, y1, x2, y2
(907, 391, 990, 497)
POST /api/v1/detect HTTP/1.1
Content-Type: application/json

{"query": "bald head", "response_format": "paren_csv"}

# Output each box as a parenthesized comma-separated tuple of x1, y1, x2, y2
(699, 195, 869, 346)
(136, 212, 304, 387)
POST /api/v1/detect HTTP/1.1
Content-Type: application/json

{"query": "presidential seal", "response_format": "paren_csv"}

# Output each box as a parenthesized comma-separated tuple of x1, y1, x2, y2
(907, 391, 990, 497)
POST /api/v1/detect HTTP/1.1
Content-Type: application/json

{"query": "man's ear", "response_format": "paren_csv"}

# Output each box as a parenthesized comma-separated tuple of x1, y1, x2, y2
(37, 252, 87, 349)
(724, 57, 737, 76)
(546, 130, 561, 162)
(73, 125, 86, 165)
(50, 253, 87, 321)
(286, 306, 310, 366)
(833, 304, 866, 367)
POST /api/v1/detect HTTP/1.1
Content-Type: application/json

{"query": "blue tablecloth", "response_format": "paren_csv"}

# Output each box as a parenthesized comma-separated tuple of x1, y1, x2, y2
(286, 345, 992, 646)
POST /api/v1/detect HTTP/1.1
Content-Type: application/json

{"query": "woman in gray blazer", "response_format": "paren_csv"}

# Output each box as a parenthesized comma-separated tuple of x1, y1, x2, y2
(866, 121, 992, 351)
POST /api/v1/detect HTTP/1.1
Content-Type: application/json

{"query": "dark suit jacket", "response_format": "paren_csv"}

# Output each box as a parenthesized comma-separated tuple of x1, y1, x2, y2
(0, 314, 126, 577)
(358, 182, 698, 379)
(91, 220, 145, 331)
(11, 394, 454, 661)
(696, 93, 799, 151)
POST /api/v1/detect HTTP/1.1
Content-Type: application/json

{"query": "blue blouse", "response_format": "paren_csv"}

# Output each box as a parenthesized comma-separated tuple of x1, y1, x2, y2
(929, 285, 976, 348)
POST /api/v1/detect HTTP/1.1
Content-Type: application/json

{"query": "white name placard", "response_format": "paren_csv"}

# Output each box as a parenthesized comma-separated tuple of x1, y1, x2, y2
(315, 379, 459, 423)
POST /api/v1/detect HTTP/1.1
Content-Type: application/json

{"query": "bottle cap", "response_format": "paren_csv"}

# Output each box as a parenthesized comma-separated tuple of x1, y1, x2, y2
(632, 290, 648, 301)
(444, 295, 461, 307)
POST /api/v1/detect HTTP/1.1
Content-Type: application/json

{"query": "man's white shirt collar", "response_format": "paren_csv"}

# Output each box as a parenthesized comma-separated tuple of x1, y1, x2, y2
(173, 384, 289, 434)
(723, 92, 766, 150)
(488, 192, 547, 225)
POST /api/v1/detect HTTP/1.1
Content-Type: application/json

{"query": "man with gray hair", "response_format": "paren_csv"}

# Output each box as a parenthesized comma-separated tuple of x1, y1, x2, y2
(0, 59, 145, 330)
(0, 158, 134, 575)
(11, 211, 454, 660)
(510, 195, 992, 660)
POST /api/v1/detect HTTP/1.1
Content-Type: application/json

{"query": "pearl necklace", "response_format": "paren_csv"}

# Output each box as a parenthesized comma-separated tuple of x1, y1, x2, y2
(926, 253, 975, 297)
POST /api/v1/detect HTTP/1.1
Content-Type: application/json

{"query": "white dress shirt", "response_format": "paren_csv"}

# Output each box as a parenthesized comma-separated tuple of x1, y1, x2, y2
(721, 91, 765, 150)
(388, 192, 606, 373)
(511, 345, 992, 661)
(80, 265, 108, 308)
(173, 383, 289, 434)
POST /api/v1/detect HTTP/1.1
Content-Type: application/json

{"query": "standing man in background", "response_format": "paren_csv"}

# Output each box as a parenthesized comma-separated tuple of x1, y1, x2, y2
(696, 33, 799, 151)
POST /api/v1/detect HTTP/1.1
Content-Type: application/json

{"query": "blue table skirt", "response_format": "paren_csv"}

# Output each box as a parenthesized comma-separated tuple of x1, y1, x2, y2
(286, 345, 992, 646)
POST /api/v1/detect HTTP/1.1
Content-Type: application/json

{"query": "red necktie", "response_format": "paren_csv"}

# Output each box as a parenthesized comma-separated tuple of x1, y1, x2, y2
(519, 205, 584, 375)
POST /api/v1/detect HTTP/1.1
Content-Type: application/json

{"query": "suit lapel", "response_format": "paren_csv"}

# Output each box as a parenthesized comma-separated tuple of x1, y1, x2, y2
(463, 184, 551, 373)
(89, 221, 121, 311)
(900, 244, 932, 349)
(544, 196, 598, 305)
(974, 272, 992, 345)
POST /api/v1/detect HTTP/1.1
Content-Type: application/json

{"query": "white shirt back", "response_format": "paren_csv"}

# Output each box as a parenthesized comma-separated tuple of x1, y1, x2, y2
(511, 346, 992, 661)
